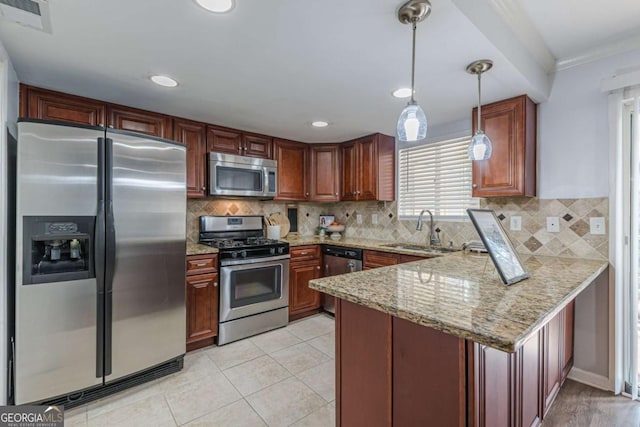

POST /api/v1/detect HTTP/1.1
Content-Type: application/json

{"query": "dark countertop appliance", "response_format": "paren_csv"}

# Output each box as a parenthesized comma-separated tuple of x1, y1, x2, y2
(321, 245, 363, 314)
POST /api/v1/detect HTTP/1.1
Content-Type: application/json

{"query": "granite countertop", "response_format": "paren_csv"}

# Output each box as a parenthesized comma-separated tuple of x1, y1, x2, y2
(282, 236, 441, 258)
(186, 242, 219, 256)
(309, 252, 608, 353)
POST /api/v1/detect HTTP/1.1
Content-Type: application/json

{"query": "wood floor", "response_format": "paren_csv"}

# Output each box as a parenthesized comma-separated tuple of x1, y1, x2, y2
(544, 380, 640, 426)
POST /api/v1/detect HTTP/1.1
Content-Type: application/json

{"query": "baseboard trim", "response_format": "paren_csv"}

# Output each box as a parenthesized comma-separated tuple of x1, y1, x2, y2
(567, 367, 612, 391)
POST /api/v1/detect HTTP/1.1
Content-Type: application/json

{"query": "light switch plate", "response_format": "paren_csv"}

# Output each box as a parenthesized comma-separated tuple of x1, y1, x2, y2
(371, 214, 378, 225)
(590, 217, 606, 235)
(356, 214, 363, 225)
(510, 216, 522, 231)
(546, 217, 560, 233)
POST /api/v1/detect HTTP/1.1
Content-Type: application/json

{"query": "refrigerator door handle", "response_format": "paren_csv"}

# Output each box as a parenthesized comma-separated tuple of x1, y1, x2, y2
(104, 137, 115, 376)
(95, 137, 106, 378)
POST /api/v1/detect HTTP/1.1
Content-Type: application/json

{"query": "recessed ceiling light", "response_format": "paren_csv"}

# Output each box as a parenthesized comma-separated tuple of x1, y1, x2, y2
(150, 75, 178, 87)
(311, 121, 329, 128)
(194, 0, 235, 13)
(392, 87, 412, 98)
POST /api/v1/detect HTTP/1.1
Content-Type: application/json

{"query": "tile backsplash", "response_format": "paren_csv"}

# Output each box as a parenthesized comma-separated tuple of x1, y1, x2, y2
(187, 197, 609, 260)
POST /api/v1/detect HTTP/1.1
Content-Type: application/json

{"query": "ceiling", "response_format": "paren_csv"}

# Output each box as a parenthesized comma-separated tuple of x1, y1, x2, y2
(0, 0, 638, 143)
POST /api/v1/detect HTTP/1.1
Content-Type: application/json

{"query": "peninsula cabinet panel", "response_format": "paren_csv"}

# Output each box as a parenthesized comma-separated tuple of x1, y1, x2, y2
(174, 118, 207, 198)
(470, 343, 516, 427)
(21, 84, 106, 126)
(309, 144, 340, 202)
(206, 126, 243, 155)
(562, 301, 575, 380)
(289, 260, 321, 320)
(543, 313, 562, 415)
(107, 105, 173, 139)
(186, 272, 218, 351)
(393, 317, 466, 427)
(472, 95, 536, 197)
(517, 332, 543, 427)
(336, 299, 392, 427)
(274, 139, 309, 201)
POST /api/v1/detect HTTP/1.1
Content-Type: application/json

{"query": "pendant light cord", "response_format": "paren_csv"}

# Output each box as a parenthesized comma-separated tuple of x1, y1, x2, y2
(477, 72, 482, 132)
(410, 21, 417, 103)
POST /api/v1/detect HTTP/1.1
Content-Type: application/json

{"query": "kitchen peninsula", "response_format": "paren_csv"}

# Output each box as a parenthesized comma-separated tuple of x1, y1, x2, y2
(309, 252, 608, 427)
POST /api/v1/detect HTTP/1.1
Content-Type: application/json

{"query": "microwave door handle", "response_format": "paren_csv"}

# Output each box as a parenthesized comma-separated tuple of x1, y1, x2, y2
(264, 168, 269, 197)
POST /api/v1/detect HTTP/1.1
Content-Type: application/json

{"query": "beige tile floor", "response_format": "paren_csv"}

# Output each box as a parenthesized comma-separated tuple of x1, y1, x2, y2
(64, 314, 336, 427)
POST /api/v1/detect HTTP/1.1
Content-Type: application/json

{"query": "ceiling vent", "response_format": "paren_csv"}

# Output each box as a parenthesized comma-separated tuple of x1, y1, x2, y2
(0, 0, 51, 33)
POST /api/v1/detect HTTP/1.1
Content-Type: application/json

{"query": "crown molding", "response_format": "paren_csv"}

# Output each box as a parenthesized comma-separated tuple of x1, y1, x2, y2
(556, 31, 640, 72)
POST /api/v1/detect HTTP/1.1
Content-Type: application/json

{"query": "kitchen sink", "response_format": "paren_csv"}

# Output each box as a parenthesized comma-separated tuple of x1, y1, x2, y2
(380, 243, 459, 254)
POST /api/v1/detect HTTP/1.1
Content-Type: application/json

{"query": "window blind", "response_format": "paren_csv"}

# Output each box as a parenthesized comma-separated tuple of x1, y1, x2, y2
(398, 136, 479, 219)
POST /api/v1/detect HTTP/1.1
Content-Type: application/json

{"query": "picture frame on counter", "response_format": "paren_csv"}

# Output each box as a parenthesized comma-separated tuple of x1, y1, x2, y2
(319, 215, 335, 228)
(466, 208, 530, 285)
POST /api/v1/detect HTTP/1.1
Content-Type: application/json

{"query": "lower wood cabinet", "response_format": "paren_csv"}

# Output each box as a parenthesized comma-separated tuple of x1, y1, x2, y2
(289, 246, 322, 321)
(335, 297, 575, 427)
(363, 250, 427, 269)
(186, 254, 219, 351)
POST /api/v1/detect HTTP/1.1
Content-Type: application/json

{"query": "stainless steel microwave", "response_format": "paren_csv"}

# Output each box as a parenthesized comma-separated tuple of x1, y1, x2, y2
(208, 152, 277, 198)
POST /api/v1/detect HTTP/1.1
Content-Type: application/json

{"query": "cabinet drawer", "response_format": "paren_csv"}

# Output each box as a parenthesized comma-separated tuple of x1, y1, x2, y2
(186, 254, 218, 275)
(290, 245, 320, 262)
(364, 250, 399, 269)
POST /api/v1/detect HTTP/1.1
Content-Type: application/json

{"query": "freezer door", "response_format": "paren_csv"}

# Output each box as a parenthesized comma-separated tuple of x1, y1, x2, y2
(105, 131, 186, 382)
(15, 121, 103, 404)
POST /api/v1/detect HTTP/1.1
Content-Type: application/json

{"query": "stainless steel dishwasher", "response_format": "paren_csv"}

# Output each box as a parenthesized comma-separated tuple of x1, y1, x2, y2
(321, 245, 363, 314)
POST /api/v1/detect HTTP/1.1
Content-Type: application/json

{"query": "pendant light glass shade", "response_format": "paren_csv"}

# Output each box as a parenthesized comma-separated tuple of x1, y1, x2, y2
(397, 102, 427, 142)
(467, 130, 492, 160)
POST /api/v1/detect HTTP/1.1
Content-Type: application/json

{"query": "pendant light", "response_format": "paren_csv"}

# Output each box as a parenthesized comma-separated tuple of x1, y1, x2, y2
(396, 0, 431, 142)
(466, 59, 493, 160)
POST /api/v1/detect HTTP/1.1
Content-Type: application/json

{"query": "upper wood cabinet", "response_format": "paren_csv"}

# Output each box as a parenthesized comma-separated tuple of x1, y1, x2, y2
(340, 133, 395, 201)
(20, 84, 106, 126)
(274, 138, 309, 201)
(107, 104, 173, 139)
(207, 127, 273, 159)
(174, 118, 207, 198)
(472, 95, 537, 197)
(309, 144, 340, 202)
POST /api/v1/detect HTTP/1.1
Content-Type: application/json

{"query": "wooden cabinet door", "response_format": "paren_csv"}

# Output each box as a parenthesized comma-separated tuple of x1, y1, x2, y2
(174, 118, 207, 198)
(517, 332, 543, 427)
(107, 105, 173, 139)
(289, 260, 321, 317)
(543, 313, 562, 415)
(186, 273, 218, 344)
(309, 144, 340, 202)
(472, 343, 516, 427)
(340, 141, 358, 201)
(21, 85, 106, 126)
(207, 127, 243, 155)
(274, 139, 309, 201)
(243, 134, 272, 158)
(357, 136, 378, 201)
(562, 301, 575, 380)
(472, 95, 536, 197)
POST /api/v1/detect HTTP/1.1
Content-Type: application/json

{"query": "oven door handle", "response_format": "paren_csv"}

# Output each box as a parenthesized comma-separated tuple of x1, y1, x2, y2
(220, 254, 290, 267)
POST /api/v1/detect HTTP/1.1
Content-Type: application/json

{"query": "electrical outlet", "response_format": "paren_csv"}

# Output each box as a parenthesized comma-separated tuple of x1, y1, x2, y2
(546, 217, 560, 233)
(356, 214, 363, 225)
(590, 217, 606, 235)
(371, 214, 378, 225)
(510, 216, 522, 231)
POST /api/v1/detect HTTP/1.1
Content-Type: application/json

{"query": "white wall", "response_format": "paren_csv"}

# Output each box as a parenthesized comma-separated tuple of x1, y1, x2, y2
(0, 39, 18, 405)
(538, 48, 640, 199)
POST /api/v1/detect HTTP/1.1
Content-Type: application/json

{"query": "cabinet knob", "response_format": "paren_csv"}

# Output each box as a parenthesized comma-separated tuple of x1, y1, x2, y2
(201, 186, 206, 191)
(335, 193, 338, 196)
(316, 266, 321, 270)
(306, 192, 310, 197)
(98, 123, 105, 127)
(472, 184, 477, 188)
(213, 282, 218, 287)
(243, 147, 247, 151)
(238, 147, 242, 152)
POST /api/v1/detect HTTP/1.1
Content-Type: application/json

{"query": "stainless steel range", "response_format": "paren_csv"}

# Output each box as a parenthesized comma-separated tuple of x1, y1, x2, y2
(199, 216, 289, 345)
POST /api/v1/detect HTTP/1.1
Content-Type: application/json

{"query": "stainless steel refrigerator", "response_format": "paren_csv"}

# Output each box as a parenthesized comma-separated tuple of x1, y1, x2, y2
(13, 119, 186, 405)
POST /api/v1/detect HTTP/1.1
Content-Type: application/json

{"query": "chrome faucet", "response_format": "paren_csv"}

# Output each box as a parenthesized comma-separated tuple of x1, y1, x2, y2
(416, 209, 441, 248)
